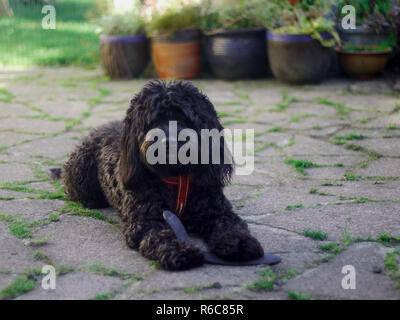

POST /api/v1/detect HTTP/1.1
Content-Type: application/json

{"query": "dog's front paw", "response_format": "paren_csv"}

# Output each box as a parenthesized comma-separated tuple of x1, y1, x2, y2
(211, 231, 264, 261)
(159, 244, 204, 271)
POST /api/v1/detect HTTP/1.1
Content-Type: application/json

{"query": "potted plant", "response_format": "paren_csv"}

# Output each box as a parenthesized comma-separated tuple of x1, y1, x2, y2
(335, 42, 392, 80)
(200, 0, 267, 80)
(337, 0, 394, 46)
(261, 0, 340, 84)
(146, 2, 202, 79)
(98, 9, 149, 79)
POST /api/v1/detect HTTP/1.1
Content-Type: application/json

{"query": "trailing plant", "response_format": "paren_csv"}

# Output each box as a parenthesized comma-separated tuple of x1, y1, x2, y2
(338, 0, 394, 30)
(200, 0, 265, 34)
(259, 0, 340, 47)
(97, 12, 146, 36)
(146, 2, 203, 36)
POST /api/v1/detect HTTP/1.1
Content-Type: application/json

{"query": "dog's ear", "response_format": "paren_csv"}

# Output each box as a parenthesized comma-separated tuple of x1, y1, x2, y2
(119, 109, 146, 190)
(193, 90, 233, 188)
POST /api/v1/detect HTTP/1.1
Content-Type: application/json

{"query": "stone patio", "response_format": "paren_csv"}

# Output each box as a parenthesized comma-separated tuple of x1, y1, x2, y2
(0, 67, 399, 300)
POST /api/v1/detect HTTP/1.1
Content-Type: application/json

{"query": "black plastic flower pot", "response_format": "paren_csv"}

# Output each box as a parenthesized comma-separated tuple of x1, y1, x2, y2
(100, 34, 150, 79)
(267, 31, 332, 84)
(204, 28, 267, 80)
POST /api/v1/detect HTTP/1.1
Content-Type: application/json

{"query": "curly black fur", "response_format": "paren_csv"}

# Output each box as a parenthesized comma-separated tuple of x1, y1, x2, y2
(61, 80, 264, 270)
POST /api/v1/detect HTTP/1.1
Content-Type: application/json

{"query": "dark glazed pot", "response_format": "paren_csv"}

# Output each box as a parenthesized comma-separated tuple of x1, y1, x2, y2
(100, 34, 150, 79)
(151, 29, 201, 79)
(204, 28, 267, 80)
(267, 31, 332, 84)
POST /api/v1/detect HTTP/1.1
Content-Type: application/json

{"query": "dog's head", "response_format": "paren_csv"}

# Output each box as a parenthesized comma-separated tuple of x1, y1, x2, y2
(119, 80, 233, 190)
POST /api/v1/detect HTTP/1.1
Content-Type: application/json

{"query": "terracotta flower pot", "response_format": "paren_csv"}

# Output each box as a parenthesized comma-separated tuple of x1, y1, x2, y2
(267, 31, 332, 84)
(335, 47, 392, 80)
(151, 29, 201, 79)
(100, 34, 150, 79)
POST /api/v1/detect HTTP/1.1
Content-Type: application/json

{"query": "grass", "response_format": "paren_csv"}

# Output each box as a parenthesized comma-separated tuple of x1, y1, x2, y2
(0, 213, 59, 239)
(285, 204, 303, 211)
(331, 133, 369, 145)
(59, 201, 114, 224)
(0, 88, 14, 103)
(0, 276, 35, 299)
(284, 158, 322, 176)
(317, 242, 343, 254)
(315, 98, 352, 119)
(301, 229, 328, 241)
(383, 250, 400, 287)
(378, 234, 400, 246)
(0, 0, 99, 68)
(246, 268, 277, 292)
(89, 293, 112, 300)
(287, 291, 310, 300)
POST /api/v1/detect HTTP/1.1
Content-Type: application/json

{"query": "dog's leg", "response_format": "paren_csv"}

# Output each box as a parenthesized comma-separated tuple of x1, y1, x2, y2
(62, 143, 108, 209)
(186, 190, 264, 262)
(121, 194, 204, 270)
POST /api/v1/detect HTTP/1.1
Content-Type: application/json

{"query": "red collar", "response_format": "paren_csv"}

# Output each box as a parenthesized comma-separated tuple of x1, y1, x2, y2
(161, 175, 193, 218)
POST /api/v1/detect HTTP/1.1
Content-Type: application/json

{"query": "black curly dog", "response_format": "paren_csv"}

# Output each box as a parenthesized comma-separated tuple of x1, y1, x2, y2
(60, 80, 264, 270)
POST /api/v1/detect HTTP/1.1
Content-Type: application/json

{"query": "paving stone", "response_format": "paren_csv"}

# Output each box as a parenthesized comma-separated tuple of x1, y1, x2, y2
(238, 185, 339, 215)
(353, 158, 400, 178)
(282, 242, 400, 300)
(0, 103, 42, 118)
(0, 222, 41, 273)
(251, 202, 400, 241)
(355, 138, 400, 157)
(0, 274, 17, 292)
(32, 215, 152, 275)
(0, 163, 35, 182)
(16, 272, 124, 300)
(0, 199, 63, 221)
(318, 180, 400, 201)
(0, 131, 39, 147)
(7, 132, 77, 160)
(0, 118, 65, 134)
(284, 135, 360, 156)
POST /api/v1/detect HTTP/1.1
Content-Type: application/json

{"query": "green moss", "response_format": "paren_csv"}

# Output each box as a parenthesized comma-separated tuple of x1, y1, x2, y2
(33, 251, 52, 264)
(0, 276, 35, 300)
(287, 291, 310, 300)
(289, 113, 315, 123)
(89, 293, 111, 300)
(383, 250, 400, 287)
(378, 234, 400, 246)
(183, 285, 204, 294)
(285, 204, 303, 211)
(246, 267, 277, 292)
(386, 124, 397, 130)
(0, 213, 59, 239)
(317, 242, 342, 254)
(344, 172, 362, 181)
(267, 126, 285, 133)
(301, 229, 327, 241)
(0, 88, 14, 103)
(60, 201, 115, 224)
(315, 98, 352, 119)
(332, 133, 368, 145)
(88, 264, 121, 277)
(284, 158, 322, 176)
